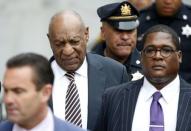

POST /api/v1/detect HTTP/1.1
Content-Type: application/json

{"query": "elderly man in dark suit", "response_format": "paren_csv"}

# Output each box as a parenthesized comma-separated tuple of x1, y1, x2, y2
(95, 24, 191, 131)
(47, 10, 129, 130)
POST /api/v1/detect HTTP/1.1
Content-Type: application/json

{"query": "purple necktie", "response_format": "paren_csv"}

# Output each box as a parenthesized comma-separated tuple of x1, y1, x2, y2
(150, 92, 164, 131)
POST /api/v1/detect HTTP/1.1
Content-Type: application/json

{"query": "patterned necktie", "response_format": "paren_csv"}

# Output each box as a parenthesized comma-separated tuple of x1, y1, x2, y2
(150, 92, 164, 131)
(65, 72, 82, 127)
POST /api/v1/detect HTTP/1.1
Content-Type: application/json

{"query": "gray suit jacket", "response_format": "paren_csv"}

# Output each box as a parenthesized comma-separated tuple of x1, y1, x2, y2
(95, 77, 191, 131)
(49, 53, 130, 130)
(0, 116, 85, 131)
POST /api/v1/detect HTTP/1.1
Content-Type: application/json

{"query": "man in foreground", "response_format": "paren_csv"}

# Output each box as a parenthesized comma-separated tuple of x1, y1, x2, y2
(0, 53, 85, 131)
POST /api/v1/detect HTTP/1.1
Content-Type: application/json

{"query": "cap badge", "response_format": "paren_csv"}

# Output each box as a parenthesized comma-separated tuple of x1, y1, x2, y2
(121, 4, 131, 16)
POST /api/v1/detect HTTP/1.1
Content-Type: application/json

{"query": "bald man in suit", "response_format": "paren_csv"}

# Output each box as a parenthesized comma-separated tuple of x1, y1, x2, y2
(47, 10, 129, 130)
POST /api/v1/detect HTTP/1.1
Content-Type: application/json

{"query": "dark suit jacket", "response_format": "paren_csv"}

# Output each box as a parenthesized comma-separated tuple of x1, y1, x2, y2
(95, 77, 191, 131)
(0, 116, 85, 131)
(49, 53, 130, 130)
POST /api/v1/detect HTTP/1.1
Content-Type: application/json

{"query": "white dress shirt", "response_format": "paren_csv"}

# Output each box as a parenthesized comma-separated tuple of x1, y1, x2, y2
(51, 57, 88, 129)
(132, 75, 180, 131)
(13, 108, 54, 131)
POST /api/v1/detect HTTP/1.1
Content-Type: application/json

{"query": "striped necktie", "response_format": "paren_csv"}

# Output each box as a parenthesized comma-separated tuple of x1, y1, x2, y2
(150, 91, 164, 131)
(65, 72, 82, 127)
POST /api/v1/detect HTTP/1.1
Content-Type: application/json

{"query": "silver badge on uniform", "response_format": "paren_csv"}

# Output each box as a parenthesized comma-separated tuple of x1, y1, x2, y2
(182, 24, 191, 38)
(183, 14, 188, 20)
(131, 71, 143, 81)
(136, 60, 140, 65)
(138, 34, 144, 42)
(146, 15, 151, 21)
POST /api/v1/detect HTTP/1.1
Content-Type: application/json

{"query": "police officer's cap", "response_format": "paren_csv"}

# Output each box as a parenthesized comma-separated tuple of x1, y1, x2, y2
(97, 1, 140, 30)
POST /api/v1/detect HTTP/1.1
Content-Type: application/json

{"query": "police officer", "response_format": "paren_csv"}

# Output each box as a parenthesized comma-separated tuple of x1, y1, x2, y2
(137, 0, 191, 83)
(92, 1, 143, 81)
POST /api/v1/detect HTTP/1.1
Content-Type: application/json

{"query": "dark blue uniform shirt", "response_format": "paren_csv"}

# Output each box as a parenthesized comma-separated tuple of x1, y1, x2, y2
(137, 3, 191, 83)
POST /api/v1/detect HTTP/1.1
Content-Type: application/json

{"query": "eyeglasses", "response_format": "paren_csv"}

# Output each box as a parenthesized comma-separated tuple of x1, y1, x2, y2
(142, 46, 178, 58)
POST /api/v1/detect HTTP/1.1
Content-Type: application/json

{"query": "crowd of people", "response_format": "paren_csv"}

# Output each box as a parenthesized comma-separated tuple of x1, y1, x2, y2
(1, 0, 191, 131)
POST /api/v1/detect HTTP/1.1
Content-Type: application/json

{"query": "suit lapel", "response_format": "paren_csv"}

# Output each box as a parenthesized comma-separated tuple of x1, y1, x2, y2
(86, 53, 106, 129)
(121, 79, 143, 131)
(176, 78, 191, 131)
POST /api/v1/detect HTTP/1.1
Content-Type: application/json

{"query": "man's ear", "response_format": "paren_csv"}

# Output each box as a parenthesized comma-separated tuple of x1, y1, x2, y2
(178, 50, 182, 63)
(47, 33, 51, 42)
(100, 26, 106, 41)
(47, 33, 52, 43)
(85, 27, 89, 41)
(41, 84, 52, 103)
(47, 33, 49, 38)
(47, 34, 54, 51)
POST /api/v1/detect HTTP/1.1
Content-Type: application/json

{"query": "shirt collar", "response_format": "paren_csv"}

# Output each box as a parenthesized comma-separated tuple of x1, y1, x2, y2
(142, 75, 180, 103)
(75, 57, 88, 78)
(13, 108, 54, 131)
(51, 57, 87, 79)
(142, 77, 158, 102)
(160, 75, 180, 104)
